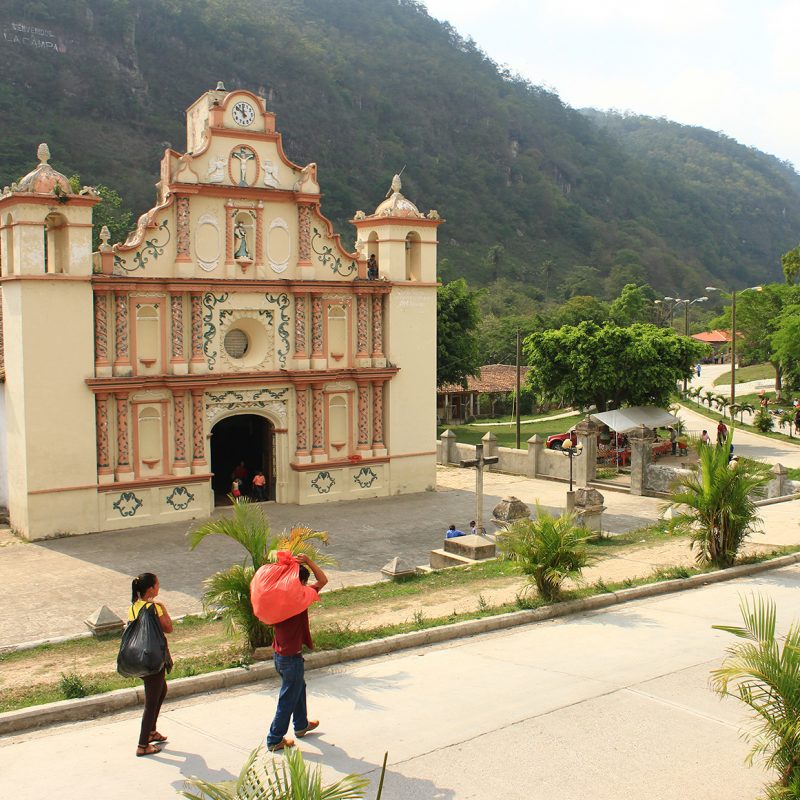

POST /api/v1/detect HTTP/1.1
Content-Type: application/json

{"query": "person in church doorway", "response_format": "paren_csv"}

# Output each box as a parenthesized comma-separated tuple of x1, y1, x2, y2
(367, 254, 378, 280)
(252, 470, 267, 502)
(232, 461, 249, 494)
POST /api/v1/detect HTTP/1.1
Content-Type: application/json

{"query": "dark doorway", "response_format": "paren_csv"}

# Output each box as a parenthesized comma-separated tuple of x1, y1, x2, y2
(210, 414, 275, 505)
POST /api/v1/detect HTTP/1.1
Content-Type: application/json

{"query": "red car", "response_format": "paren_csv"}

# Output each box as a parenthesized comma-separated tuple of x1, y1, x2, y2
(546, 429, 577, 450)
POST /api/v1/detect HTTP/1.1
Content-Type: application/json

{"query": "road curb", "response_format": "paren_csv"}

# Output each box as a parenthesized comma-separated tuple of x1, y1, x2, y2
(3, 552, 800, 737)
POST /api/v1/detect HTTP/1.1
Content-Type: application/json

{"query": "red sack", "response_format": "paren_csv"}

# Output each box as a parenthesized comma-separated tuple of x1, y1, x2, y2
(250, 551, 320, 625)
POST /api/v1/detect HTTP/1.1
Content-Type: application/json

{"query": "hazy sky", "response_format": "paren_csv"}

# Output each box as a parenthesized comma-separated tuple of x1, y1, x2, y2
(423, 0, 799, 171)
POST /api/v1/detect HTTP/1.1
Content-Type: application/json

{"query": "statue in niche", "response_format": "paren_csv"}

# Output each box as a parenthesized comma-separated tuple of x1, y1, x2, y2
(207, 156, 226, 183)
(262, 159, 279, 188)
(231, 146, 255, 187)
(234, 220, 251, 260)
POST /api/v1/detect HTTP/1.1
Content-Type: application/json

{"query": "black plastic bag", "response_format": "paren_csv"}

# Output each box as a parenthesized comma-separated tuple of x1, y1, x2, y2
(117, 602, 167, 678)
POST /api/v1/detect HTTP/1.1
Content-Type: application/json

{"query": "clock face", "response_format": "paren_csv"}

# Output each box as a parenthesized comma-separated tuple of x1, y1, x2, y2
(232, 101, 255, 127)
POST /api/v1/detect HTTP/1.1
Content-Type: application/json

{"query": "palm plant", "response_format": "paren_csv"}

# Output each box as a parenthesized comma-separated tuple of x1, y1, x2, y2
(711, 594, 800, 799)
(715, 395, 731, 418)
(779, 409, 795, 439)
(180, 745, 375, 799)
(704, 390, 717, 408)
(497, 505, 593, 601)
(755, 408, 775, 433)
(188, 499, 332, 649)
(738, 402, 756, 424)
(669, 441, 771, 567)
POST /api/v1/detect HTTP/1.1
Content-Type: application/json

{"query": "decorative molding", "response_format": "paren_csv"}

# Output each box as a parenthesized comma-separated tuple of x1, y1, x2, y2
(170, 294, 184, 359)
(205, 388, 288, 426)
(176, 197, 191, 259)
(131, 220, 171, 271)
(298, 205, 312, 263)
(114, 293, 129, 362)
(294, 294, 307, 355)
(94, 293, 108, 364)
(195, 212, 221, 272)
(310, 471, 335, 494)
(202, 292, 229, 370)
(96, 396, 110, 469)
(312, 227, 357, 276)
(112, 491, 142, 517)
(166, 486, 195, 510)
(207, 155, 226, 184)
(265, 293, 290, 368)
(267, 217, 291, 273)
(217, 308, 275, 372)
(353, 466, 378, 489)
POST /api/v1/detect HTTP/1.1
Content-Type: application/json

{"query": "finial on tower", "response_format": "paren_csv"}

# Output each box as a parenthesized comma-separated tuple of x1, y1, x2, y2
(37, 143, 51, 165)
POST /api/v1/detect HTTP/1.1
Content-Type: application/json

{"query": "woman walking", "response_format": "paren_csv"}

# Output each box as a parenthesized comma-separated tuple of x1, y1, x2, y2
(129, 572, 172, 757)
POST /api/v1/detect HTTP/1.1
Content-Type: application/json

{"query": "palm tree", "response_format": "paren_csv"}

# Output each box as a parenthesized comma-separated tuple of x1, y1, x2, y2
(715, 395, 731, 418)
(737, 401, 755, 424)
(704, 390, 716, 409)
(188, 499, 332, 649)
(711, 594, 800, 798)
(669, 441, 771, 567)
(497, 505, 593, 601)
(779, 409, 795, 439)
(180, 745, 374, 799)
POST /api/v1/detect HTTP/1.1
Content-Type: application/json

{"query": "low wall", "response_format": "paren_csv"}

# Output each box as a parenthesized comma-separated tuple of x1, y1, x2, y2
(645, 464, 693, 494)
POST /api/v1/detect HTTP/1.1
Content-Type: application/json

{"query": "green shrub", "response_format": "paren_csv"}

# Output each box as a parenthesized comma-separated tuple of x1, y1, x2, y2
(58, 671, 94, 699)
(754, 408, 775, 432)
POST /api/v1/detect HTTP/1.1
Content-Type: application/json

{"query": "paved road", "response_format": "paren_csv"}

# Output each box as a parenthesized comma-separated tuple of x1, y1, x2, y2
(3, 565, 798, 799)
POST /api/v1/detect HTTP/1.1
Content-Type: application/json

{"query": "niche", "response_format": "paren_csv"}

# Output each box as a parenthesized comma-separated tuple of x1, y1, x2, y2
(137, 405, 163, 473)
(44, 212, 68, 274)
(405, 232, 421, 281)
(328, 395, 349, 456)
(135, 304, 161, 372)
(327, 303, 348, 365)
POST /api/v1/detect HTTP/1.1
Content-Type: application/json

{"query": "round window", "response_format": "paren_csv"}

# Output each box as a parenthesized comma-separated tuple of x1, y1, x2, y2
(224, 328, 249, 359)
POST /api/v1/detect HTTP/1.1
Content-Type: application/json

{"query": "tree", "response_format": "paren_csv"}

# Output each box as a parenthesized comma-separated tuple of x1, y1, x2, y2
(771, 303, 800, 391)
(669, 441, 770, 568)
(68, 174, 133, 250)
(608, 283, 655, 326)
(711, 594, 800, 798)
(523, 322, 708, 411)
(437, 278, 481, 388)
(187, 500, 332, 649)
(497, 506, 593, 601)
(548, 295, 608, 328)
(782, 244, 800, 285)
(477, 313, 542, 365)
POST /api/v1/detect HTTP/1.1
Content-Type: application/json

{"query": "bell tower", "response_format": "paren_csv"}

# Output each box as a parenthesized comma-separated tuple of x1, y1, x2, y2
(0, 144, 100, 536)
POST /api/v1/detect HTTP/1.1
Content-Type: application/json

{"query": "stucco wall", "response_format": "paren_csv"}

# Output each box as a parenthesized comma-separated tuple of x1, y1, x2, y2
(0, 384, 7, 509)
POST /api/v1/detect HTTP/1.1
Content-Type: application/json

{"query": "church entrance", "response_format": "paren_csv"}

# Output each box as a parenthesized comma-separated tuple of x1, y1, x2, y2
(210, 414, 275, 505)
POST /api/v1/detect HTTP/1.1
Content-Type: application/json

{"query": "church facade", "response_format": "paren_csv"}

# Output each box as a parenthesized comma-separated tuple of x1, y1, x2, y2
(0, 84, 441, 540)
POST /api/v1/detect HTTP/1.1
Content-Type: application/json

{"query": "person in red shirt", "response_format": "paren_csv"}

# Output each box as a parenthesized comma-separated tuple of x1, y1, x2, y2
(266, 554, 328, 752)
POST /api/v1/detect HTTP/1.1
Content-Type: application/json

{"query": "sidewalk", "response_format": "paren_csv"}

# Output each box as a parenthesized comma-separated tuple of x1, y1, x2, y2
(3, 565, 798, 799)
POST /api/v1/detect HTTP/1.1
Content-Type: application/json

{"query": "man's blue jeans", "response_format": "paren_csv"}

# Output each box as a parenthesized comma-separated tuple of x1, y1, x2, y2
(267, 653, 308, 745)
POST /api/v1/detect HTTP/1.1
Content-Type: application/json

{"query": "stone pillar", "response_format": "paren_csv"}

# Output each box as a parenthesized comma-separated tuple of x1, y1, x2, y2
(293, 293, 309, 369)
(574, 415, 598, 488)
(439, 429, 456, 464)
(355, 293, 370, 367)
(357, 381, 371, 454)
(310, 295, 325, 370)
(311, 384, 325, 461)
(175, 196, 191, 263)
(169, 293, 188, 375)
(112, 292, 131, 377)
(114, 392, 134, 481)
(189, 291, 204, 373)
(295, 386, 310, 461)
(766, 462, 788, 499)
(94, 291, 111, 377)
(371, 293, 385, 366)
(191, 390, 207, 471)
(481, 431, 498, 469)
(297, 203, 313, 279)
(574, 487, 606, 536)
(372, 380, 386, 456)
(96, 393, 113, 484)
(172, 390, 189, 474)
(629, 424, 655, 496)
(527, 434, 543, 478)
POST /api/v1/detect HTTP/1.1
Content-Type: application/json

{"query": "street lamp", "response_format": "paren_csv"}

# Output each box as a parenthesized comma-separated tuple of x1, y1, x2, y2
(670, 296, 708, 392)
(654, 297, 680, 328)
(561, 439, 583, 511)
(705, 285, 763, 411)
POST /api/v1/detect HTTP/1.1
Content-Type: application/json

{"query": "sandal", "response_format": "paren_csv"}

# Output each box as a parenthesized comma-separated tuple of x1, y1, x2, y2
(136, 743, 162, 757)
(149, 731, 168, 743)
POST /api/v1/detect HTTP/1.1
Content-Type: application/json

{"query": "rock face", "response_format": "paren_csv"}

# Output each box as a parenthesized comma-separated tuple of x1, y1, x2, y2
(492, 496, 530, 522)
(574, 487, 605, 510)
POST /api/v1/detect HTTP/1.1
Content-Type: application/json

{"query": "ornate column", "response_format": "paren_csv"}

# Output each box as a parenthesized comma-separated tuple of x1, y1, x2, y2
(297, 204, 312, 267)
(310, 294, 325, 369)
(189, 291, 204, 373)
(371, 293, 384, 361)
(114, 392, 134, 481)
(96, 393, 113, 483)
(94, 291, 111, 377)
(112, 292, 131, 376)
(191, 390, 207, 471)
(169, 293, 188, 374)
(356, 294, 369, 362)
(172, 390, 189, 473)
(175, 196, 191, 263)
(311, 384, 325, 460)
(255, 200, 264, 267)
(371, 380, 386, 454)
(294, 293, 307, 355)
(357, 382, 371, 453)
(225, 200, 235, 266)
(295, 386, 310, 460)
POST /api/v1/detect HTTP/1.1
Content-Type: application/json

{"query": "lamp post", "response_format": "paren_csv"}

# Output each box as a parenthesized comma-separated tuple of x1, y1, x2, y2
(670, 296, 708, 392)
(561, 439, 583, 511)
(705, 285, 762, 411)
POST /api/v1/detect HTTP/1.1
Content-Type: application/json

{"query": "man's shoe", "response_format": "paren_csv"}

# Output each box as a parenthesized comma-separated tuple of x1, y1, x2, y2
(267, 738, 295, 752)
(296, 720, 319, 738)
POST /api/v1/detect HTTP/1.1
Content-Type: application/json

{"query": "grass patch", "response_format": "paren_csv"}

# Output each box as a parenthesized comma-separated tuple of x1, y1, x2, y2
(680, 400, 800, 444)
(713, 363, 775, 386)
(437, 412, 582, 447)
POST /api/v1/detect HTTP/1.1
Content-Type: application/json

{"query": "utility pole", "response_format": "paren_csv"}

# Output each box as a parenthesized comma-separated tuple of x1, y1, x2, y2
(515, 330, 521, 450)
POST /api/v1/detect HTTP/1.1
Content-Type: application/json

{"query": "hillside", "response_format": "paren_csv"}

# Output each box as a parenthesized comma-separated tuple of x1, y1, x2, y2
(0, 0, 798, 297)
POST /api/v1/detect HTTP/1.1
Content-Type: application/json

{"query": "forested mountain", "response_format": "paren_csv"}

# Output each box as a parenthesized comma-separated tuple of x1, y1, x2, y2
(1, 0, 798, 298)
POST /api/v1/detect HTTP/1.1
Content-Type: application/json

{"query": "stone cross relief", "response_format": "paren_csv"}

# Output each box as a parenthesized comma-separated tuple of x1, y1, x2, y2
(231, 146, 255, 187)
(459, 443, 499, 534)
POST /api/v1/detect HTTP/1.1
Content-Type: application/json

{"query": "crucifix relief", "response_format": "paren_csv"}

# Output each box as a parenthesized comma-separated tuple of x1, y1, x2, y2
(460, 443, 498, 535)
(231, 146, 255, 187)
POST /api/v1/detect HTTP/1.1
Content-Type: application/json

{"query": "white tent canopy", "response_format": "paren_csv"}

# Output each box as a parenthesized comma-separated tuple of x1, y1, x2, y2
(590, 406, 679, 434)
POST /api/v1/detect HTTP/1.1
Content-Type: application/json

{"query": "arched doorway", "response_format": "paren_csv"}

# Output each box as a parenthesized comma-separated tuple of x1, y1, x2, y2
(210, 414, 275, 505)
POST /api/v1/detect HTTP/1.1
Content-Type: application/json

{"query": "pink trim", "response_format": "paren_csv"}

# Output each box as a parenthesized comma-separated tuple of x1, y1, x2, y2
(190, 293, 204, 363)
(372, 381, 385, 447)
(172, 390, 188, 468)
(115, 393, 131, 474)
(191, 390, 207, 465)
(94, 291, 110, 368)
(294, 294, 307, 357)
(311, 385, 324, 455)
(295, 387, 309, 456)
(113, 293, 131, 370)
(371, 294, 384, 358)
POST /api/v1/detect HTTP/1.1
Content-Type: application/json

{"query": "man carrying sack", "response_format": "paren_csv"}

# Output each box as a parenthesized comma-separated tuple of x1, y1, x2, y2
(251, 552, 328, 752)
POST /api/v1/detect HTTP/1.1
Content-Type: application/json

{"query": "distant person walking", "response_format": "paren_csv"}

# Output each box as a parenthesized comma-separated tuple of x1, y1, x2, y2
(700, 429, 711, 445)
(668, 426, 678, 456)
(696, 363, 701, 378)
(716, 420, 728, 446)
(252, 471, 267, 501)
(128, 573, 172, 758)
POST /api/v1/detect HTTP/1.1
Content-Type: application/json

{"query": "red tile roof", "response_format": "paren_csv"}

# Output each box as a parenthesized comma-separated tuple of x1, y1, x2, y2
(438, 364, 530, 394)
(692, 329, 732, 344)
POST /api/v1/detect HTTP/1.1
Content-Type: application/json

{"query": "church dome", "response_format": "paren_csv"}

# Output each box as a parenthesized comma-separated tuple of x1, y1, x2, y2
(15, 143, 71, 195)
(371, 173, 424, 218)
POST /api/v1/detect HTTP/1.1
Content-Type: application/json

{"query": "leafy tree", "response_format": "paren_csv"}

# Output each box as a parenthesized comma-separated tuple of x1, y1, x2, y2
(68, 174, 134, 250)
(608, 283, 656, 326)
(523, 322, 708, 411)
(497, 506, 593, 601)
(477, 313, 542, 365)
(711, 594, 800, 799)
(187, 500, 331, 649)
(437, 278, 481, 388)
(558, 266, 602, 299)
(548, 295, 608, 328)
(669, 440, 770, 567)
(782, 244, 800, 285)
(771, 303, 800, 391)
